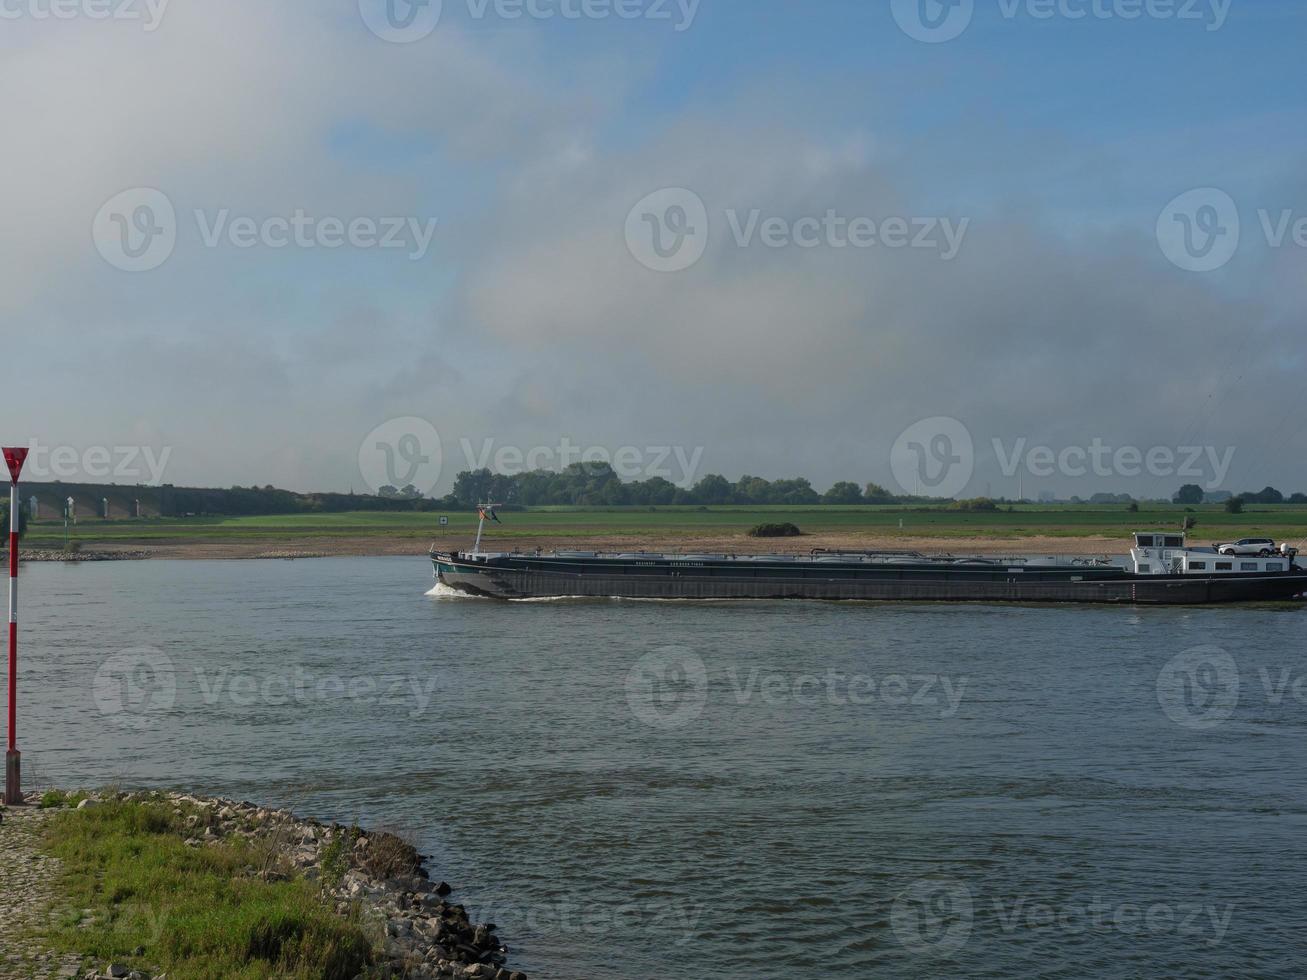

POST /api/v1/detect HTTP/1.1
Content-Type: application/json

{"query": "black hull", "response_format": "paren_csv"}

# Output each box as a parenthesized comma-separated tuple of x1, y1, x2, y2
(432, 554, 1307, 605)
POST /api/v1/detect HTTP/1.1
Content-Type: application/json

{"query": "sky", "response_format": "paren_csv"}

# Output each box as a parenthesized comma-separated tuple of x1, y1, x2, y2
(2, 0, 1305, 500)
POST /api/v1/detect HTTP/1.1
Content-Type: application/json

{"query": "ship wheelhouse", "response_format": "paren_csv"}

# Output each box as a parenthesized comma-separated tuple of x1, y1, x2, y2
(1130, 532, 1292, 576)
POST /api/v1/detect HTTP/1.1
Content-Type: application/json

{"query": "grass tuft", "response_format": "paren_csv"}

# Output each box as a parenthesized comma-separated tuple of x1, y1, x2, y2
(39, 789, 89, 809)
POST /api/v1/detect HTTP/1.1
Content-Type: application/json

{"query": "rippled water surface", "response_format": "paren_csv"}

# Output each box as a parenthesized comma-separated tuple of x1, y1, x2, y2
(19, 558, 1307, 978)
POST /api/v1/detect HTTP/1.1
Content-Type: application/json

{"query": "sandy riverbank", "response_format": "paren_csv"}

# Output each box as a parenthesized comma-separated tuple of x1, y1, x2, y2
(14, 532, 1133, 561)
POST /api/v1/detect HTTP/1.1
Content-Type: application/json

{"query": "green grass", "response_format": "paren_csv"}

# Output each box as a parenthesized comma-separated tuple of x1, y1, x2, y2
(33, 797, 374, 980)
(20, 503, 1307, 549)
(38, 789, 88, 809)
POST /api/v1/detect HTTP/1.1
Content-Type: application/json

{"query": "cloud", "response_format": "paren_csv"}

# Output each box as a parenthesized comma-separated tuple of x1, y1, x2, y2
(2, 3, 1304, 497)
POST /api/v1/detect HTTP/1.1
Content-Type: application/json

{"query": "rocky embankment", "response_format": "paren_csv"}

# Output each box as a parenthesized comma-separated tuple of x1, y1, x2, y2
(35, 790, 527, 980)
(2, 550, 153, 562)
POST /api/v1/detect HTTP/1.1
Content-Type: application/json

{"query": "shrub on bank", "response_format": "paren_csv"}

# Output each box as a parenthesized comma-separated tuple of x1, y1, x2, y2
(951, 498, 998, 512)
(748, 522, 803, 538)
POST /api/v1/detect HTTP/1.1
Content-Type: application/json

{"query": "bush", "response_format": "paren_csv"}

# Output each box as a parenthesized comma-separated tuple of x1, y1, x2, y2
(748, 522, 803, 538)
(1225, 497, 1245, 514)
(951, 498, 998, 512)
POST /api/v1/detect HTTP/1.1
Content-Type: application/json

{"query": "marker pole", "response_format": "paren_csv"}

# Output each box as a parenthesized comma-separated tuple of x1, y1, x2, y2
(3, 447, 29, 805)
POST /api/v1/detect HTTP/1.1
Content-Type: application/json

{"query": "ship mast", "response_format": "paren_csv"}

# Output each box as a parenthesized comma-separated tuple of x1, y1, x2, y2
(472, 502, 503, 555)
(473, 507, 486, 555)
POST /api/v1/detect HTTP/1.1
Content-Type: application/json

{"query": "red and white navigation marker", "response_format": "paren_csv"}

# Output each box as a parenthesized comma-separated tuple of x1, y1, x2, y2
(3, 447, 28, 805)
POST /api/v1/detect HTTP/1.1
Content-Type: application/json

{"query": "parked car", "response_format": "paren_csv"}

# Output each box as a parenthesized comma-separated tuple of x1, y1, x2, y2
(1214, 537, 1277, 556)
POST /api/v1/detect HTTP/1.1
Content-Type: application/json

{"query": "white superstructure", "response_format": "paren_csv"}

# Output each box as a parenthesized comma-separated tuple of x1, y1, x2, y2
(1130, 532, 1295, 576)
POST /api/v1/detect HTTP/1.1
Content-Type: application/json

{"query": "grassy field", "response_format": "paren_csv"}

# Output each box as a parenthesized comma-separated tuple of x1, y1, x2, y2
(32, 795, 373, 979)
(19, 503, 1307, 552)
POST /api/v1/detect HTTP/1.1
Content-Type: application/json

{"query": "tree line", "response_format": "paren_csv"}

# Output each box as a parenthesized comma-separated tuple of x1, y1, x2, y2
(444, 463, 904, 508)
(1173, 484, 1307, 507)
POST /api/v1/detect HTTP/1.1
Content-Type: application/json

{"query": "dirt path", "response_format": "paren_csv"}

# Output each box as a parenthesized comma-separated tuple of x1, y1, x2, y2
(0, 805, 79, 980)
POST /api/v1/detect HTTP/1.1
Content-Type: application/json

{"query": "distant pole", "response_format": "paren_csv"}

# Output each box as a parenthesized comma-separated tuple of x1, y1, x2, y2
(3, 447, 29, 805)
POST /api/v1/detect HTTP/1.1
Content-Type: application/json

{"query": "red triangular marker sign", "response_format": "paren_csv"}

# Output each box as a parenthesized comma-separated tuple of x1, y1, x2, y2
(2, 448, 29, 483)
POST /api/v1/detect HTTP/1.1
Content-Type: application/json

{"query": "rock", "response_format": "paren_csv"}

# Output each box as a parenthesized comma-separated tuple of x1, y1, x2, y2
(76, 799, 98, 809)
(108, 965, 130, 978)
(435, 881, 452, 897)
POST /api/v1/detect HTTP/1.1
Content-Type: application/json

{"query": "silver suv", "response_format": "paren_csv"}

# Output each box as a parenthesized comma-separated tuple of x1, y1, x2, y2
(1215, 537, 1277, 556)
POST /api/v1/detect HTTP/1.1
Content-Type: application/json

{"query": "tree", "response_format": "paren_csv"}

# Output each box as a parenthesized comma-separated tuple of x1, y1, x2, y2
(768, 478, 820, 505)
(733, 475, 772, 504)
(1250, 486, 1284, 504)
(864, 482, 895, 504)
(690, 474, 733, 505)
(1173, 484, 1204, 505)
(452, 469, 496, 506)
(823, 481, 864, 505)
(1225, 496, 1244, 514)
(378, 485, 400, 499)
(627, 477, 680, 505)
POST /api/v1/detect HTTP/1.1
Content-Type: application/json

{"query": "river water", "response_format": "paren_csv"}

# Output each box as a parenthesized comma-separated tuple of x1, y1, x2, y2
(17, 558, 1307, 978)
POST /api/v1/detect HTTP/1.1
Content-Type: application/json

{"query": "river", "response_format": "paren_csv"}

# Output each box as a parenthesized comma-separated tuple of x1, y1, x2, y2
(18, 558, 1307, 978)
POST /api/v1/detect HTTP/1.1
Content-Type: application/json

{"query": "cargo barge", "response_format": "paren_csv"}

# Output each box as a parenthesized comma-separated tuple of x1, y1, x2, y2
(431, 522, 1307, 604)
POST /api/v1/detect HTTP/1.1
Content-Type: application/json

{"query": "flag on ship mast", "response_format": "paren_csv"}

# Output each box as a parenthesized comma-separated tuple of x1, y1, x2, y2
(478, 506, 502, 524)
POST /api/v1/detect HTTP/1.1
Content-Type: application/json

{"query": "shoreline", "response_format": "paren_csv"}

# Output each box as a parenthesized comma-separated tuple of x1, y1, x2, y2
(5, 789, 526, 980)
(7, 532, 1135, 562)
